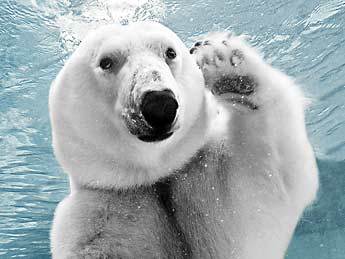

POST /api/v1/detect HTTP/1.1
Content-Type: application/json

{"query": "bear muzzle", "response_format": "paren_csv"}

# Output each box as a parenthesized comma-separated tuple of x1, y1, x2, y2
(122, 89, 179, 143)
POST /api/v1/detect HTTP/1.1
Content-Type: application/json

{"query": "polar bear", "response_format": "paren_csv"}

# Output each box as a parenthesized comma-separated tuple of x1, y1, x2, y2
(49, 21, 211, 258)
(168, 32, 319, 259)
(50, 21, 318, 258)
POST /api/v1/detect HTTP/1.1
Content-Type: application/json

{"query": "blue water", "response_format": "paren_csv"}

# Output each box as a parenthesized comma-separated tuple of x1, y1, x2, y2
(0, 0, 344, 258)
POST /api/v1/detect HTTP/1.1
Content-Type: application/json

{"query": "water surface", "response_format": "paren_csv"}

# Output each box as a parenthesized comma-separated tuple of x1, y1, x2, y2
(0, 0, 344, 258)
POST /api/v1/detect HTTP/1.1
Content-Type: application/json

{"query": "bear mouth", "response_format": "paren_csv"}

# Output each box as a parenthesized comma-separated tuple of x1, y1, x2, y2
(138, 131, 174, 142)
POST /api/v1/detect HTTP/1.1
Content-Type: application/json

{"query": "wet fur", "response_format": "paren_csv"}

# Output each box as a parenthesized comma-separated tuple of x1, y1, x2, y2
(168, 33, 319, 259)
(50, 23, 318, 259)
(50, 22, 207, 259)
(51, 186, 188, 258)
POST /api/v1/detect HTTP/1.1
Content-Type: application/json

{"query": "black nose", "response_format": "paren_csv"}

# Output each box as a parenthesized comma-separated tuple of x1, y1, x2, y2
(140, 90, 178, 132)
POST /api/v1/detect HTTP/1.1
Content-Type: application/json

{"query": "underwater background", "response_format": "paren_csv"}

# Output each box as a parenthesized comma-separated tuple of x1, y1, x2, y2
(0, 0, 344, 258)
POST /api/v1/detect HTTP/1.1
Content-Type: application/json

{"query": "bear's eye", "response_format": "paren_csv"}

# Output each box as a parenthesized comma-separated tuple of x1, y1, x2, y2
(166, 47, 177, 60)
(99, 57, 114, 70)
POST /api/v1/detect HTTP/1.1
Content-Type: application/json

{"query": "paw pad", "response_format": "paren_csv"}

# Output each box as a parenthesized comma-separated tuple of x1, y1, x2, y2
(230, 50, 244, 67)
(213, 76, 256, 96)
(190, 33, 257, 99)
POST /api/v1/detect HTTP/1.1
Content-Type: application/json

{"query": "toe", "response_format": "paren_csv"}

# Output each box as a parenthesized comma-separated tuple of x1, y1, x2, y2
(214, 50, 226, 66)
(230, 50, 244, 66)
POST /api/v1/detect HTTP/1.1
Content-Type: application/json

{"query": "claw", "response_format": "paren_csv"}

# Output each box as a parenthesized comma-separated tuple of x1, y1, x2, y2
(190, 47, 197, 54)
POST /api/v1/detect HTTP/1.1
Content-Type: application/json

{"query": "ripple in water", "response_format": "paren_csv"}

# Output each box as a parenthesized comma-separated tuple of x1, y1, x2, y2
(0, 0, 166, 257)
(1, 0, 345, 258)
(31, 0, 166, 51)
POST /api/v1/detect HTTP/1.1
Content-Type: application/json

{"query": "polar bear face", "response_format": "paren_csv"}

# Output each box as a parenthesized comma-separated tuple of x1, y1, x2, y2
(49, 22, 208, 189)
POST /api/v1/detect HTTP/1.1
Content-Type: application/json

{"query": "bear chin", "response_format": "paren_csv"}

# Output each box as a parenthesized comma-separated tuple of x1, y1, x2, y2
(138, 131, 174, 142)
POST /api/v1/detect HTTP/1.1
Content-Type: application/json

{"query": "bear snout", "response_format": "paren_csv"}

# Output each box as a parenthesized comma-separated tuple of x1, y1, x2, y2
(140, 90, 178, 134)
(122, 89, 179, 143)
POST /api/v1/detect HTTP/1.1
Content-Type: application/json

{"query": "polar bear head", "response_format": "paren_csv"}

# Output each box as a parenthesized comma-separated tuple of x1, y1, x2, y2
(49, 22, 210, 189)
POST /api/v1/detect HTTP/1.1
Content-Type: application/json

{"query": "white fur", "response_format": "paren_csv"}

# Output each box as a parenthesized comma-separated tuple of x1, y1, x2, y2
(170, 32, 319, 259)
(50, 22, 211, 258)
(50, 23, 318, 258)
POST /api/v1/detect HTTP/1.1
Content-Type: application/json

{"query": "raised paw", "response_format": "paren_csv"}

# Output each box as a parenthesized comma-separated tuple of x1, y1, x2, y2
(190, 32, 259, 109)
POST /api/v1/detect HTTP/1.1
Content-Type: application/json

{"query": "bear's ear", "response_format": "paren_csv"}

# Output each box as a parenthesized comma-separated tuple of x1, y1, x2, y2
(237, 34, 251, 42)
